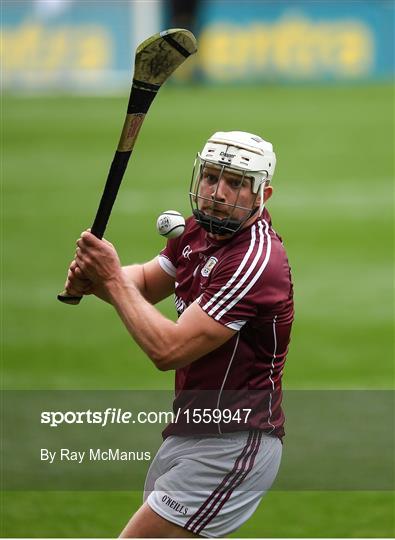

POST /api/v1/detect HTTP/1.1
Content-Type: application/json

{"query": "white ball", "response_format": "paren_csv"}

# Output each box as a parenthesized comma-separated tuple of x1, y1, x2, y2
(156, 210, 185, 239)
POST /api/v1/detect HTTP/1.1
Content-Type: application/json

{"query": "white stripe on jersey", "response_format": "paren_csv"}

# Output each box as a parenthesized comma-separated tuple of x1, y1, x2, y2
(267, 315, 277, 432)
(216, 333, 240, 435)
(225, 320, 247, 331)
(208, 220, 265, 318)
(202, 223, 257, 312)
(215, 219, 272, 321)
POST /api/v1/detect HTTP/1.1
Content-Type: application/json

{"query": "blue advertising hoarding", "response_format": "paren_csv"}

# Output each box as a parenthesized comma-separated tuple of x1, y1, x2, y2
(196, 1, 394, 82)
(2, 1, 134, 91)
(1, 0, 393, 91)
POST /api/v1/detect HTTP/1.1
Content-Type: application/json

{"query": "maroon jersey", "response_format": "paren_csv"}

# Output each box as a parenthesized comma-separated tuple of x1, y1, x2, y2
(159, 209, 294, 439)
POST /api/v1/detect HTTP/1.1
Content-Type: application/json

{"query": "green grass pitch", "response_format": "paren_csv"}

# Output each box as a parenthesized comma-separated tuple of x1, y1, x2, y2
(2, 83, 394, 537)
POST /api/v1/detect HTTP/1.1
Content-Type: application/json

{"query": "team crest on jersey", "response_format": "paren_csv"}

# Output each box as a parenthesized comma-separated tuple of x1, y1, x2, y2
(201, 256, 218, 277)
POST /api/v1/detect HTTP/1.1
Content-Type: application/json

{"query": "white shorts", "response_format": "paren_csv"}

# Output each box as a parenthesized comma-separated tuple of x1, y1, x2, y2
(144, 430, 282, 538)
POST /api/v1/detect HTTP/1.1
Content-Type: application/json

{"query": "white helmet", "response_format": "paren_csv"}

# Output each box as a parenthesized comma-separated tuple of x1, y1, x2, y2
(199, 131, 276, 192)
(189, 131, 276, 236)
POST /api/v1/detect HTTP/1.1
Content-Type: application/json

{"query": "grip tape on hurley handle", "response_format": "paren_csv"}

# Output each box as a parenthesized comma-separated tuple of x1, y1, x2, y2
(57, 291, 83, 305)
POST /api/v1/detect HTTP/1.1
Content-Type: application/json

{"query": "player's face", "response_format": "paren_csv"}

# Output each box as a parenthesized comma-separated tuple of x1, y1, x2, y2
(198, 165, 257, 223)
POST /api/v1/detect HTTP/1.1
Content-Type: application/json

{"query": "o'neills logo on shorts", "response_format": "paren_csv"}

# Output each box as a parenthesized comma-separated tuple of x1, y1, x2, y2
(161, 494, 188, 515)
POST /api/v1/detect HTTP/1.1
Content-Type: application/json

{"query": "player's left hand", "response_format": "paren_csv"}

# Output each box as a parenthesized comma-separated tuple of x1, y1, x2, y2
(74, 230, 122, 287)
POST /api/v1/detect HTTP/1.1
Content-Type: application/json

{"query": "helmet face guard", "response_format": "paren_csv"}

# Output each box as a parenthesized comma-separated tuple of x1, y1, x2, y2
(189, 157, 260, 236)
(189, 131, 276, 237)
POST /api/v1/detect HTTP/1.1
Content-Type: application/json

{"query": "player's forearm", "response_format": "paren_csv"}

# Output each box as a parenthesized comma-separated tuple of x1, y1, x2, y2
(104, 276, 192, 370)
(93, 265, 146, 304)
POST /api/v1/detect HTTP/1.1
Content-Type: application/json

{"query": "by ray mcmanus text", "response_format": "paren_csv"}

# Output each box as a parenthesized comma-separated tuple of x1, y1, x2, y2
(41, 448, 152, 464)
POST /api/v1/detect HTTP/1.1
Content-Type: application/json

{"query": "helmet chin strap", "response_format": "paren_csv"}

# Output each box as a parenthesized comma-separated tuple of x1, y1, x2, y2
(193, 206, 259, 236)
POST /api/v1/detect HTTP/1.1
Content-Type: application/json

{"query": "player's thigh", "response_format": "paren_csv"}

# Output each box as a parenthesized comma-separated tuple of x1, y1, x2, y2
(119, 502, 199, 538)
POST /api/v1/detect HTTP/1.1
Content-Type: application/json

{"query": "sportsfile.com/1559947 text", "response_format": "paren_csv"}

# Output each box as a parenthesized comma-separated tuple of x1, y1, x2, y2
(40, 408, 252, 428)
